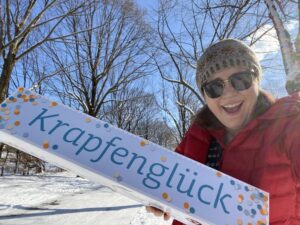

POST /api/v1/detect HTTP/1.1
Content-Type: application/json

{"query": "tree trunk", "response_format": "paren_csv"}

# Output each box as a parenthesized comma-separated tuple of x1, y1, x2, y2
(264, 0, 300, 94)
(0, 53, 16, 103)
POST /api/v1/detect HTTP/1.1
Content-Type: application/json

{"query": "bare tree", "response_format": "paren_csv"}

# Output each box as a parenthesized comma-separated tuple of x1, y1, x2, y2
(43, 0, 153, 117)
(0, 0, 89, 103)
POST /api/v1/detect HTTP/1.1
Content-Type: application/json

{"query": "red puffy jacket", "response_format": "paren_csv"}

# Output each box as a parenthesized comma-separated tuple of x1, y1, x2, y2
(172, 93, 300, 225)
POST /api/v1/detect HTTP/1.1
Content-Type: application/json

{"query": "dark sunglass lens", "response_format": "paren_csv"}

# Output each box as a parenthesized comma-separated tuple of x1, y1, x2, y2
(231, 72, 253, 91)
(204, 80, 224, 98)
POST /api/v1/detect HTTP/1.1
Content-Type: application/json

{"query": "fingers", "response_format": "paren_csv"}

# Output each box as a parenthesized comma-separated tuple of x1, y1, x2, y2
(145, 206, 170, 221)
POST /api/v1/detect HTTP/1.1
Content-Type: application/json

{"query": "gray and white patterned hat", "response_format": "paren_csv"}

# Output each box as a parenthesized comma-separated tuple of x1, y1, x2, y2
(196, 39, 262, 91)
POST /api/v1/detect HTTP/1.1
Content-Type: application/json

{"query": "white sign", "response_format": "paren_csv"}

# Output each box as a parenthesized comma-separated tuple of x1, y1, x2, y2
(0, 88, 269, 225)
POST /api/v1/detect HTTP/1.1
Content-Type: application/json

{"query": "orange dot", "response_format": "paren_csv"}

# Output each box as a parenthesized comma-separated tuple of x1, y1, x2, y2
(0, 115, 2, 120)
(162, 192, 168, 199)
(23, 98, 29, 102)
(260, 208, 268, 215)
(14, 121, 20, 126)
(21, 94, 27, 99)
(140, 141, 146, 146)
(257, 221, 262, 225)
(263, 194, 268, 202)
(160, 156, 167, 162)
(43, 141, 49, 149)
(183, 202, 189, 209)
(18, 87, 24, 93)
(51, 102, 58, 107)
(12, 98, 17, 102)
(247, 223, 253, 225)
(237, 194, 244, 203)
(250, 194, 255, 201)
(216, 171, 222, 177)
(237, 218, 243, 225)
(85, 118, 91, 123)
(14, 109, 20, 115)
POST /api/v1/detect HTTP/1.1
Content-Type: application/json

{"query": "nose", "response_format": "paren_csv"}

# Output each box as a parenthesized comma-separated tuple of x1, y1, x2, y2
(222, 80, 238, 97)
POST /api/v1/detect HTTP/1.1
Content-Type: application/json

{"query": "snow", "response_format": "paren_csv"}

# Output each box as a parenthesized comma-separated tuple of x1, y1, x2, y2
(0, 172, 172, 225)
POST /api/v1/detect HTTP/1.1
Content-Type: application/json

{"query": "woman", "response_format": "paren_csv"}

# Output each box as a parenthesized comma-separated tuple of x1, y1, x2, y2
(146, 39, 300, 225)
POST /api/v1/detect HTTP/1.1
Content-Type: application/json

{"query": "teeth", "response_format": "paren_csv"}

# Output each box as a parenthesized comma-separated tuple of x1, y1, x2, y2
(223, 103, 241, 109)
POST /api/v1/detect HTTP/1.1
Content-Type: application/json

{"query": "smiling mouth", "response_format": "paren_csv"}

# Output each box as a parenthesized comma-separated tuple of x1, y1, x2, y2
(222, 102, 243, 114)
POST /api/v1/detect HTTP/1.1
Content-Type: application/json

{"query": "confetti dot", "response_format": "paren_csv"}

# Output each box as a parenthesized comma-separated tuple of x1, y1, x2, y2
(85, 117, 91, 123)
(14, 121, 20, 126)
(29, 98, 35, 102)
(32, 101, 38, 106)
(257, 204, 262, 210)
(50, 102, 58, 107)
(230, 180, 235, 185)
(43, 141, 49, 149)
(189, 207, 195, 214)
(9, 96, 15, 101)
(1, 103, 7, 108)
(216, 171, 222, 177)
(116, 176, 122, 182)
(237, 205, 243, 211)
(52, 145, 58, 150)
(260, 208, 268, 215)
(160, 156, 167, 162)
(251, 209, 256, 215)
(244, 209, 250, 216)
(183, 202, 189, 209)
(193, 172, 198, 176)
(140, 140, 146, 147)
(23, 98, 29, 102)
(4, 110, 10, 115)
(162, 192, 168, 199)
(18, 87, 24, 93)
(237, 218, 243, 225)
(96, 124, 101, 128)
(14, 109, 20, 115)
(262, 194, 268, 202)
(17, 94, 22, 98)
(104, 123, 109, 128)
(237, 194, 244, 203)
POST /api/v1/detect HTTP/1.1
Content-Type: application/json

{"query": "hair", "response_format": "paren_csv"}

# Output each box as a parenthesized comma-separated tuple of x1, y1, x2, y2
(193, 89, 276, 130)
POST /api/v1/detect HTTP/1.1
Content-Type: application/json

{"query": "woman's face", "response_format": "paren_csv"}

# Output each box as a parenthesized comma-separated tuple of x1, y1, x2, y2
(204, 66, 259, 133)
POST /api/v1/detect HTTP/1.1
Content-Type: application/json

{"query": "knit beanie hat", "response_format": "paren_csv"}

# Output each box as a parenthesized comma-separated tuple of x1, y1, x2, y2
(196, 39, 262, 91)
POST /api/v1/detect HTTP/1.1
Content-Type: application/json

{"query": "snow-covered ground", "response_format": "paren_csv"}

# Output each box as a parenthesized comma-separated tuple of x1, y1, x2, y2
(0, 172, 172, 225)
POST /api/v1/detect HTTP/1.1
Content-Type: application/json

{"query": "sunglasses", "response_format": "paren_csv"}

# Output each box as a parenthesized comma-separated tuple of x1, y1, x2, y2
(202, 71, 256, 99)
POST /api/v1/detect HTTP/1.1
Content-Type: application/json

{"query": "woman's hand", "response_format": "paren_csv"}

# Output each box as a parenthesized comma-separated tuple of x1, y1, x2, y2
(145, 206, 171, 221)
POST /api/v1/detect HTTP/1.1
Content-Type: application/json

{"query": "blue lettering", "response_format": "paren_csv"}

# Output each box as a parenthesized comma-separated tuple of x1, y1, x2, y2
(143, 163, 169, 189)
(49, 120, 70, 135)
(127, 153, 147, 175)
(28, 108, 59, 131)
(111, 147, 128, 165)
(198, 185, 214, 205)
(213, 183, 231, 214)
(63, 128, 85, 146)
(76, 133, 102, 155)
(91, 137, 122, 162)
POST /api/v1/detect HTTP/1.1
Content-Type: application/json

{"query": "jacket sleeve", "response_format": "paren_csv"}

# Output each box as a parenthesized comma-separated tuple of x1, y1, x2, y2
(284, 115, 300, 181)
